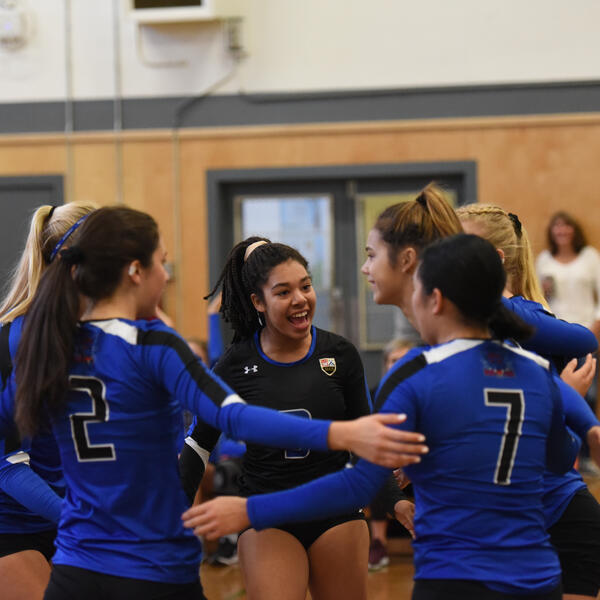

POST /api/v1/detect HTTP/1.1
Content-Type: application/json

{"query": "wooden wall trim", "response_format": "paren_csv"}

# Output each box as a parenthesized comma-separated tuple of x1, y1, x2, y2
(2, 112, 600, 146)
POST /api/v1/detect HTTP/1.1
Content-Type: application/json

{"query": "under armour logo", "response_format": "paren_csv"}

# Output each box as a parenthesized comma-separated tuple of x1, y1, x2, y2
(244, 365, 258, 374)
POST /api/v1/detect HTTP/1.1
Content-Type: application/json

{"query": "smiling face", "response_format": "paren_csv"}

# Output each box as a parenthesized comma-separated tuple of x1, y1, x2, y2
(361, 228, 412, 308)
(252, 259, 316, 342)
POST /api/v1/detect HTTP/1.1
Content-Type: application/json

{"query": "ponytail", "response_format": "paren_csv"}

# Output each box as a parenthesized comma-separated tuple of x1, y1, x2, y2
(15, 256, 81, 437)
(374, 183, 462, 264)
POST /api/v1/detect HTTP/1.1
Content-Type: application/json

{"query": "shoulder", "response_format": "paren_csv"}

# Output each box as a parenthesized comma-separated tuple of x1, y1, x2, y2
(314, 327, 358, 355)
(213, 339, 254, 373)
(503, 295, 549, 315)
(580, 246, 600, 261)
(536, 250, 553, 267)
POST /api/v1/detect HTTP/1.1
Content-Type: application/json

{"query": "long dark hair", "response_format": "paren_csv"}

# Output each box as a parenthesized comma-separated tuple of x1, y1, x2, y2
(546, 211, 587, 255)
(206, 237, 309, 343)
(417, 234, 533, 342)
(374, 183, 462, 264)
(15, 206, 159, 437)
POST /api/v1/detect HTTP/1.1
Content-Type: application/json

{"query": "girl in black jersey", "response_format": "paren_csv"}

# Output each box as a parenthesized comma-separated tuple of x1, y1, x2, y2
(179, 238, 410, 600)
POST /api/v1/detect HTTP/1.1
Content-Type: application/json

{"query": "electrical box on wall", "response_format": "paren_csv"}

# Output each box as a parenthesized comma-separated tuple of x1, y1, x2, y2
(129, 0, 243, 24)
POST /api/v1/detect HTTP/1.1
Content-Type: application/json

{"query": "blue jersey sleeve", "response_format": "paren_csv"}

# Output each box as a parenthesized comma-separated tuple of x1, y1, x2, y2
(0, 451, 62, 523)
(248, 457, 390, 530)
(554, 376, 600, 439)
(207, 313, 224, 368)
(546, 379, 581, 474)
(503, 296, 597, 358)
(140, 328, 331, 453)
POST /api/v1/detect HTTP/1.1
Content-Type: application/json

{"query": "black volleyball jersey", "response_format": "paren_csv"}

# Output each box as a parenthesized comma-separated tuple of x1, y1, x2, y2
(187, 327, 371, 495)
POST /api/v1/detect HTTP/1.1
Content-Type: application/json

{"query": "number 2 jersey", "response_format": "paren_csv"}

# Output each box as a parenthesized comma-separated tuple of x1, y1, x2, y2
(49, 318, 337, 584)
(246, 339, 578, 595)
(182, 326, 371, 496)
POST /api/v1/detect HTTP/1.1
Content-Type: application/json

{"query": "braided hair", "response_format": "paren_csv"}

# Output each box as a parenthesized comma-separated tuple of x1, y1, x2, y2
(456, 203, 548, 309)
(206, 237, 310, 343)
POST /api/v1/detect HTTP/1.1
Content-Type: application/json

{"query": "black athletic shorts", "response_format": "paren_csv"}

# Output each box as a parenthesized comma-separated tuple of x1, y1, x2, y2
(241, 510, 366, 550)
(412, 579, 561, 600)
(0, 528, 56, 561)
(548, 486, 600, 597)
(44, 564, 208, 600)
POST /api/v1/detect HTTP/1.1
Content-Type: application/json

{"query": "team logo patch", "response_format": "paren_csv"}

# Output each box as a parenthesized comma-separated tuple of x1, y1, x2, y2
(482, 351, 515, 378)
(319, 358, 336, 376)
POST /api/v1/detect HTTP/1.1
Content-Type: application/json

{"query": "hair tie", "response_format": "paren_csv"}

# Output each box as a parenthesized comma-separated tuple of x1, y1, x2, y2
(415, 193, 427, 209)
(244, 240, 268, 262)
(60, 246, 85, 266)
(49, 214, 90, 262)
(47, 206, 57, 221)
(508, 213, 522, 238)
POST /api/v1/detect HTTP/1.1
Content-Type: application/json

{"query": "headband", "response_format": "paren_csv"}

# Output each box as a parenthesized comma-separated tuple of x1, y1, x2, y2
(508, 212, 522, 238)
(244, 240, 268, 262)
(49, 214, 90, 262)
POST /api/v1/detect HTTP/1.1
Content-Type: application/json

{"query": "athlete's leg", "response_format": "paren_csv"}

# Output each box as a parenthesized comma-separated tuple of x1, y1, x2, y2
(307, 519, 369, 600)
(238, 528, 309, 600)
(0, 550, 51, 600)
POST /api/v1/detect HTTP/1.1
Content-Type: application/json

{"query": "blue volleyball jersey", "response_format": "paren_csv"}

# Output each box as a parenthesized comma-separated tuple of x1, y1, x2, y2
(0, 316, 65, 533)
(247, 339, 578, 595)
(504, 296, 595, 525)
(51, 318, 333, 583)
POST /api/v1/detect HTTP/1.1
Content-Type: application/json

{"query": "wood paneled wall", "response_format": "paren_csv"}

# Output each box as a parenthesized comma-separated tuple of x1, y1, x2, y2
(1, 113, 599, 338)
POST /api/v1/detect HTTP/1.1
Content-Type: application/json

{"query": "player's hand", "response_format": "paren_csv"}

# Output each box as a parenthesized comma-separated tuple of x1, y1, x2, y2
(182, 496, 249, 541)
(392, 468, 411, 489)
(561, 354, 596, 397)
(328, 413, 428, 469)
(587, 426, 600, 470)
(394, 500, 415, 539)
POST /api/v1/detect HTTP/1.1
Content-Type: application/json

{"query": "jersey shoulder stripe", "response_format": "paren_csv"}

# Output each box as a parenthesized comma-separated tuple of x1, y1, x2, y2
(376, 353, 427, 407)
(135, 324, 242, 409)
(495, 341, 550, 370)
(422, 338, 483, 365)
(88, 319, 137, 345)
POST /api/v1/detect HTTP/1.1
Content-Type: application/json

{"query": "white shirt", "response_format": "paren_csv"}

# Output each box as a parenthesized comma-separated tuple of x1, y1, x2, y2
(536, 246, 600, 328)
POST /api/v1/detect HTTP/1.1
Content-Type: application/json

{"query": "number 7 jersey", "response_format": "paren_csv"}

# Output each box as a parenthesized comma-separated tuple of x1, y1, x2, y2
(246, 338, 578, 595)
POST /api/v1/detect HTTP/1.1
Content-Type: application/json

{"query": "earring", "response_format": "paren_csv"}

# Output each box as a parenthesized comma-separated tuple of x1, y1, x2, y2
(257, 311, 263, 327)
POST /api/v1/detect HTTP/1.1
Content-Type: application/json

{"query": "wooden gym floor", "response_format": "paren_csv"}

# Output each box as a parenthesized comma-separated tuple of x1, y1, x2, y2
(200, 476, 600, 600)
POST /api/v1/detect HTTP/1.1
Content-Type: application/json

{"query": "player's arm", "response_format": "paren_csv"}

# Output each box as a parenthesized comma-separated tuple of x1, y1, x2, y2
(183, 456, 391, 539)
(502, 296, 598, 357)
(182, 382, 424, 538)
(546, 380, 581, 474)
(178, 416, 221, 504)
(0, 449, 62, 523)
(145, 329, 427, 468)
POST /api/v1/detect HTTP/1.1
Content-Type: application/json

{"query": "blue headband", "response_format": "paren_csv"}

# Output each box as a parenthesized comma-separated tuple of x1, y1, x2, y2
(49, 214, 90, 262)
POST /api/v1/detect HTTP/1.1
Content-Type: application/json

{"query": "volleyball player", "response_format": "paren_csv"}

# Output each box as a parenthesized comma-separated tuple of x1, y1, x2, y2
(184, 233, 580, 599)
(0, 202, 95, 600)
(11, 206, 426, 600)
(179, 236, 404, 600)
(457, 204, 600, 600)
